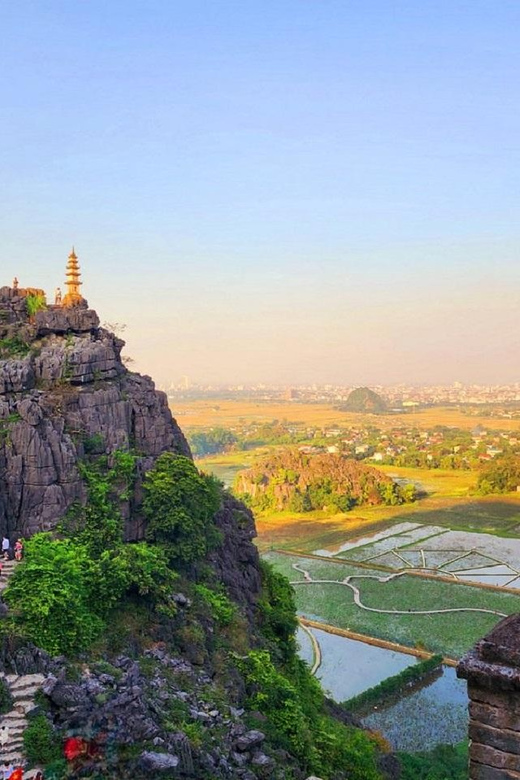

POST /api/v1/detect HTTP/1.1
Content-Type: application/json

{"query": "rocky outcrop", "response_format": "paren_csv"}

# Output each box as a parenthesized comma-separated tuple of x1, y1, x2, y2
(236, 449, 400, 512)
(0, 286, 189, 539)
(37, 650, 289, 780)
(338, 386, 388, 414)
(208, 493, 262, 622)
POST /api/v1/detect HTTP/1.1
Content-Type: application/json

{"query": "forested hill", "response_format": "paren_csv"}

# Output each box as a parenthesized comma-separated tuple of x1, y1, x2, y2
(235, 449, 413, 512)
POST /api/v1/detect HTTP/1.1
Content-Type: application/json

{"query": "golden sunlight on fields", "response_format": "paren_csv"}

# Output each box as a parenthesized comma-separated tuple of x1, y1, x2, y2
(170, 399, 520, 433)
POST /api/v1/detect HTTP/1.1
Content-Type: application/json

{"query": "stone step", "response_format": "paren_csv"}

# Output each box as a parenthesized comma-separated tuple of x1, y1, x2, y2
(5, 674, 44, 685)
(0, 751, 23, 763)
(2, 725, 25, 737)
(0, 725, 25, 738)
(2, 718, 27, 737)
(2, 711, 27, 722)
(0, 741, 24, 754)
(12, 686, 41, 699)
(9, 674, 45, 687)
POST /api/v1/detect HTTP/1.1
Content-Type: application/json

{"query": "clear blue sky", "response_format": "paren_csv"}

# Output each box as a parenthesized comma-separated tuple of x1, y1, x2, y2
(1, 1, 519, 385)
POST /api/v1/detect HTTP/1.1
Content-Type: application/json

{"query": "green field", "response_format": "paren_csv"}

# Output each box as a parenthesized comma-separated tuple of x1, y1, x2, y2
(264, 552, 520, 659)
(197, 451, 520, 551)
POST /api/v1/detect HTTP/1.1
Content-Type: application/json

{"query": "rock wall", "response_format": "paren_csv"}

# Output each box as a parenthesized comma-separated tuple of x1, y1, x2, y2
(457, 614, 520, 779)
(0, 287, 190, 539)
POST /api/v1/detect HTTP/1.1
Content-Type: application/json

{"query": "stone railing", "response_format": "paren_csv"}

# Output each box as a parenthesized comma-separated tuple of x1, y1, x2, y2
(457, 614, 520, 779)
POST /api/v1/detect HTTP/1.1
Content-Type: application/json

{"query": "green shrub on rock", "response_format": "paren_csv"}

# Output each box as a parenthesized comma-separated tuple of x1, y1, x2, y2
(237, 649, 381, 780)
(23, 714, 61, 765)
(0, 677, 13, 714)
(144, 453, 222, 566)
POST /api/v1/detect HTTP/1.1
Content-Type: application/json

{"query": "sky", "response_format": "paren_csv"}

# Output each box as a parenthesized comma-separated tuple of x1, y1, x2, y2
(1, 1, 519, 386)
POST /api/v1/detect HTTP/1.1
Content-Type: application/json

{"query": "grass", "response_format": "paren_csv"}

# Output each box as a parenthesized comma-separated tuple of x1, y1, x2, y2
(372, 465, 476, 497)
(264, 552, 520, 658)
(197, 451, 520, 550)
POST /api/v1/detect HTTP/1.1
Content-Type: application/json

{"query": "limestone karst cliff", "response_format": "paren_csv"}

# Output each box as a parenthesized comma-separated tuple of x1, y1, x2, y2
(0, 285, 189, 539)
(0, 280, 395, 780)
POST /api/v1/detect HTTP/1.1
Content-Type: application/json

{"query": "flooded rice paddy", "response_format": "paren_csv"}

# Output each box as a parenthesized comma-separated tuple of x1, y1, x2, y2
(363, 666, 468, 751)
(296, 627, 417, 700)
(324, 521, 520, 587)
(296, 626, 468, 752)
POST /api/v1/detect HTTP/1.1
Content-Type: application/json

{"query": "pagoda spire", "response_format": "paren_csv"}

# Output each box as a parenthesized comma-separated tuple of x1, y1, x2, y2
(62, 247, 84, 307)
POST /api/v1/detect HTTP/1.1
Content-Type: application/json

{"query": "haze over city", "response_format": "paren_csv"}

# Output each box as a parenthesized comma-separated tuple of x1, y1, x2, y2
(1, 1, 519, 385)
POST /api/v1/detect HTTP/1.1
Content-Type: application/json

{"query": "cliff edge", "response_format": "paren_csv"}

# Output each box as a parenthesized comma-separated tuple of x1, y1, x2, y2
(0, 285, 189, 539)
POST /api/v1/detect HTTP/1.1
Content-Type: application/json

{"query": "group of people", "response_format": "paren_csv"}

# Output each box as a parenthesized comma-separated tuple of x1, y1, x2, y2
(2, 763, 41, 780)
(0, 538, 23, 563)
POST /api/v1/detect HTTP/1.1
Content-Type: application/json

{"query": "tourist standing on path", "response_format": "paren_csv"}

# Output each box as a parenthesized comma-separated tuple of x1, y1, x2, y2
(0, 726, 9, 747)
(1, 538, 9, 561)
(2, 762, 12, 780)
(13, 540, 23, 562)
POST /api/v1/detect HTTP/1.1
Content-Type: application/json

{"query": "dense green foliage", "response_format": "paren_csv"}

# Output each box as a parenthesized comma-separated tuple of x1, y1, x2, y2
(194, 584, 236, 625)
(237, 650, 381, 780)
(25, 293, 47, 317)
(4, 533, 176, 655)
(343, 654, 443, 713)
(398, 741, 468, 779)
(5, 454, 177, 654)
(0, 676, 13, 714)
(236, 450, 413, 513)
(258, 560, 298, 661)
(478, 454, 520, 494)
(23, 714, 61, 765)
(67, 451, 138, 555)
(144, 453, 222, 566)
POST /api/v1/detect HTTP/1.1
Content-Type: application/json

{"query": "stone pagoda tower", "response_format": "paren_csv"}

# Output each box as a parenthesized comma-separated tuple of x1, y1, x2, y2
(62, 247, 85, 307)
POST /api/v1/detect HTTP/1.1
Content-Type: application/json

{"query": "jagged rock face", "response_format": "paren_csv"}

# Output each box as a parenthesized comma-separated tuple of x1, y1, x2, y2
(0, 287, 190, 539)
(209, 493, 262, 621)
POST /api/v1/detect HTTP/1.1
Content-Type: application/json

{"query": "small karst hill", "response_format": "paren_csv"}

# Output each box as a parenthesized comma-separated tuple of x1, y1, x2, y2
(340, 386, 388, 413)
(235, 449, 404, 512)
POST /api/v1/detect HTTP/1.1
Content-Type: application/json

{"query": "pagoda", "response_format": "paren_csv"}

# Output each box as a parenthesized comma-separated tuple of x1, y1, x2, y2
(61, 247, 85, 307)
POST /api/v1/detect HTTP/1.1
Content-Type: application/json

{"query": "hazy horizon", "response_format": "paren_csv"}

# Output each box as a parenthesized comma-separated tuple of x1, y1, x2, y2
(2, 2, 519, 386)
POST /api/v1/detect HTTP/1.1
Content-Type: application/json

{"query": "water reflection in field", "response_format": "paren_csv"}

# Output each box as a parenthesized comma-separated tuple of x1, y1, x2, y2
(297, 627, 417, 700)
(296, 626, 314, 666)
(363, 666, 468, 751)
(296, 627, 468, 752)
(196, 462, 245, 487)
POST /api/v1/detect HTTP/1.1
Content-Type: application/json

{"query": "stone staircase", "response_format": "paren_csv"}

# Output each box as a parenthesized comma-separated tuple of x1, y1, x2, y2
(0, 559, 45, 778)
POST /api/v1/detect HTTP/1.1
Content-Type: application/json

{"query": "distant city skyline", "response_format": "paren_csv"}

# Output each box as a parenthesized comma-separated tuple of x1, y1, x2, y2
(1, 1, 519, 386)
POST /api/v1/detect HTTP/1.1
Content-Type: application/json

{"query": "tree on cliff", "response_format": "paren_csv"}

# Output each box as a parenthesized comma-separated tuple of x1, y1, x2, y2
(144, 453, 222, 566)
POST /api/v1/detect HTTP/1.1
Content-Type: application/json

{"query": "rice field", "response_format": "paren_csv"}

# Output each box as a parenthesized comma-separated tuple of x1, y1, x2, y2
(172, 399, 520, 433)
(264, 551, 520, 658)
